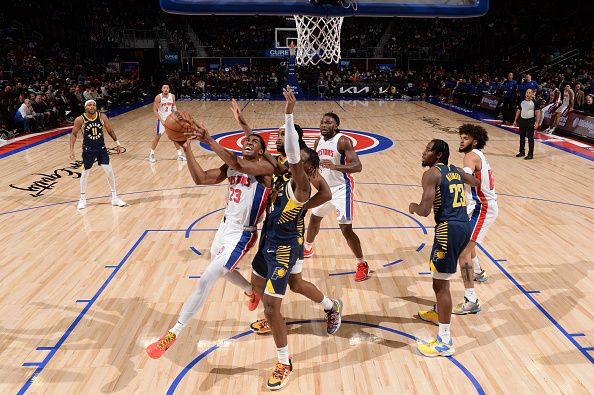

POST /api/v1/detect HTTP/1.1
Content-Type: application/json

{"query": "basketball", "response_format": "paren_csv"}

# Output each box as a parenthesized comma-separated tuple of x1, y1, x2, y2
(164, 111, 195, 142)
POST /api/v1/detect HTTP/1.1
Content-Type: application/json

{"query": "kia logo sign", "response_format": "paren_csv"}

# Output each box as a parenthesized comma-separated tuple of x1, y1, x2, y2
(199, 128, 393, 156)
(339, 86, 370, 94)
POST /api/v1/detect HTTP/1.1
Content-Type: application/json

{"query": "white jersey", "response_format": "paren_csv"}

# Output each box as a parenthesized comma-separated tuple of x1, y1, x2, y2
(466, 149, 497, 211)
(224, 168, 270, 228)
(316, 132, 354, 188)
(157, 93, 174, 119)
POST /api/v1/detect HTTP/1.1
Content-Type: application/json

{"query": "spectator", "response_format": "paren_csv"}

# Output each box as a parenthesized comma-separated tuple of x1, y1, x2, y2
(14, 99, 42, 133)
(32, 95, 51, 127)
(519, 74, 539, 98)
(579, 94, 594, 114)
(574, 83, 585, 109)
(501, 72, 518, 125)
(545, 83, 574, 134)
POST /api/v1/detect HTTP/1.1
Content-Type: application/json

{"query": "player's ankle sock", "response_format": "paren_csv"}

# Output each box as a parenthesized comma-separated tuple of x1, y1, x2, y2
(177, 149, 182, 156)
(464, 288, 477, 303)
(321, 296, 334, 311)
(276, 345, 290, 365)
(304, 242, 313, 249)
(438, 323, 451, 343)
(472, 256, 483, 274)
(150, 149, 155, 155)
(356, 257, 366, 264)
(169, 321, 185, 336)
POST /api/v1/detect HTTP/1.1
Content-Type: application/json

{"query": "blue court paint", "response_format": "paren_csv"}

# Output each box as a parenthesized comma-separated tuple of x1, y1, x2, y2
(104, 265, 118, 269)
(569, 333, 586, 337)
(75, 300, 91, 303)
(188, 276, 201, 279)
(17, 230, 150, 395)
(189, 246, 202, 256)
(477, 244, 594, 365)
(184, 207, 225, 238)
(526, 290, 540, 294)
(22, 362, 42, 367)
(166, 320, 485, 395)
(495, 259, 507, 262)
(583, 348, 594, 351)
(35, 347, 55, 351)
(416, 243, 426, 252)
(418, 272, 432, 275)
(383, 259, 403, 268)
(329, 270, 356, 276)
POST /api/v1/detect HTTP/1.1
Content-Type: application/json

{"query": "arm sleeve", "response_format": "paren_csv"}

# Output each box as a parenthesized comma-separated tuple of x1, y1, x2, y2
(284, 113, 300, 164)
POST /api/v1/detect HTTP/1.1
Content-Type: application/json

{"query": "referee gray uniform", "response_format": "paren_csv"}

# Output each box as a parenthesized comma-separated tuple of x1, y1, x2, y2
(515, 98, 540, 160)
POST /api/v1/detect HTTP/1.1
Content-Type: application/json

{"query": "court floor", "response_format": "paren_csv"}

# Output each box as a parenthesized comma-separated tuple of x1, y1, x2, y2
(1, 100, 592, 394)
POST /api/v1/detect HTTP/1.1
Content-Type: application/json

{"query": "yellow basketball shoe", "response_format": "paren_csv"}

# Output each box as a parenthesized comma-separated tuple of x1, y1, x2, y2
(266, 359, 293, 390)
(418, 305, 439, 325)
(249, 318, 271, 334)
(417, 336, 455, 357)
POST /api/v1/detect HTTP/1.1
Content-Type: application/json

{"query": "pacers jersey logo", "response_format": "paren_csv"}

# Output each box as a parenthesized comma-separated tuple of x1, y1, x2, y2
(85, 124, 102, 140)
(200, 128, 393, 156)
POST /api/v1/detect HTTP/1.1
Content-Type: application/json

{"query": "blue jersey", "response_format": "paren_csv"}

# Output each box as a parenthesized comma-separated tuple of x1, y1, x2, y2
(263, 172, 307, 245)
(81, 113, 106, 149)
(433, 163, 468, 224)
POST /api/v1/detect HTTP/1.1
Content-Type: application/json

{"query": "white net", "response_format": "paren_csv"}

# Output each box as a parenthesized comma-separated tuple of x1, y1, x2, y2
(293, 15, 344, 65)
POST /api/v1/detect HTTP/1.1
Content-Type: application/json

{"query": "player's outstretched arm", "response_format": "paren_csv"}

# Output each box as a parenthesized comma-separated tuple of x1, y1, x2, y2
(283, 86, 310, 203)
(187, 124, 274, 177)
(231, 99, 253, 136)
(182, 139, 227, 185)
(409, 168, 440, 217)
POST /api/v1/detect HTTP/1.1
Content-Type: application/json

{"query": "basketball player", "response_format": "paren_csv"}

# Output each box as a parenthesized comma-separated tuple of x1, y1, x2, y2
(545, 83, 574, 134)
(69, 99, 126, 209)
(145, 127, 273, 359)
(230, 99, 342, 338)
(304, 112, 369, 282)
(148, 82, 185, 162)
(452, 124, 498, 316)
(409, 139, 475, 357)
(252, 87, 323, 390)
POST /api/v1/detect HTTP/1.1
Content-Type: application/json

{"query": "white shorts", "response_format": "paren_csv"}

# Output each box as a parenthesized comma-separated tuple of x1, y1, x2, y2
(311, 184, 354, 224)
(156, 119, 166, 135)
(467, 200, 498, 244)
(210, 221, 258, 272)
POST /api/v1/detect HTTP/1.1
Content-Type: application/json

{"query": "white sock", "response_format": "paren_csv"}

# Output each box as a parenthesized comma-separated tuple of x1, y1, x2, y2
(169, 321, 185, 336)
(304, 242, 313, 249)
(277, 345, 290, 365)
(465, 288, 477, 303)
(438, 323, 451, 343)
(101, 164, 117, 198)
(177, 149, 182, 156)
(321, 296, 334, 311)
(225, 269, 253, 294)
(150, 149, 155, 155)
(80, 169, 90, 195)
(473, 256, 483, 274)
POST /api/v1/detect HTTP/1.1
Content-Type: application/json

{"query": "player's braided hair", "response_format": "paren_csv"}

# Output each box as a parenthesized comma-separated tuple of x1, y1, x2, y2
(430, 139, 450, 164)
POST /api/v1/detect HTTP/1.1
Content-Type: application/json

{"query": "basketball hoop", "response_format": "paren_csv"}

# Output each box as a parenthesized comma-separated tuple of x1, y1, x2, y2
(293, 15, 344, 65)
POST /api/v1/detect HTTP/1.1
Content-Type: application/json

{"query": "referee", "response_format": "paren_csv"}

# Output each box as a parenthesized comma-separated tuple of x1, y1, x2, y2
(513, 88, 541, 160)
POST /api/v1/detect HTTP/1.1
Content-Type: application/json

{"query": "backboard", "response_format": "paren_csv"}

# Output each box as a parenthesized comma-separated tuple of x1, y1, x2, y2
(160, 0, 489, 18)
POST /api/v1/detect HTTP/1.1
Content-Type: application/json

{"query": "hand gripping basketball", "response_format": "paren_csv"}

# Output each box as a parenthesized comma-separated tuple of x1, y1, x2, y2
(164, 111, 196, 143)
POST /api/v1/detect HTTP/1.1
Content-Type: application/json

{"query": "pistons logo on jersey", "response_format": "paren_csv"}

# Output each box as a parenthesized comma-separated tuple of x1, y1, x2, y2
(200, 128, 393, 156)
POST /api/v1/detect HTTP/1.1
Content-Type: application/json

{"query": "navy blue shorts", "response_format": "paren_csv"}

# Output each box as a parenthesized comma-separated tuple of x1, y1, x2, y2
(82, 146, 109, 169)
(258, 239, 299, 298)
(430, 221, 470, 274)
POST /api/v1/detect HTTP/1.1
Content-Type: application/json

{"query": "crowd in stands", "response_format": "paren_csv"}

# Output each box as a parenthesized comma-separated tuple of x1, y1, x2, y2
(1, 0, 593, 138)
